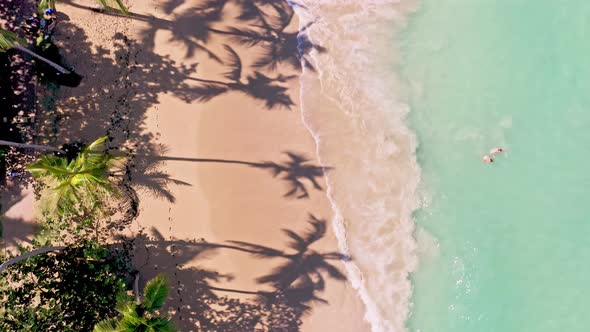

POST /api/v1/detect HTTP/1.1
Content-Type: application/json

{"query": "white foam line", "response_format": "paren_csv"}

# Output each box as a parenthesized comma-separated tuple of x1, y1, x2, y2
(292, 1, 423, 331)
(294, 11, 394, 332)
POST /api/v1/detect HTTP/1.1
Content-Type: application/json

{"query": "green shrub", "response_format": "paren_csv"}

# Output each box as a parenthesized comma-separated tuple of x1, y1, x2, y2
(0, 242, 132, 331)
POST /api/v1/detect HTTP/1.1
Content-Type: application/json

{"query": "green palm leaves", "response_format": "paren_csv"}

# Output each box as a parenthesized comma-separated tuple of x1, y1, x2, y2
(142, 275, 169, 312)
(0, 28, 24, 52)
(97, 0, 129, 15)
(94, 274, 175, 332)
(37, 0, 57, 13)
(27, 136, 123, 215)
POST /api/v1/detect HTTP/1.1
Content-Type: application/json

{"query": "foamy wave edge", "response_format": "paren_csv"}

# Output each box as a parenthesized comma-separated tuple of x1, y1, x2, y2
(292, 1, 422, 331)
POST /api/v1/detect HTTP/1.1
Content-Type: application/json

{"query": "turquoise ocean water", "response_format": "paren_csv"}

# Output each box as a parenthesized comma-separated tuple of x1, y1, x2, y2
(403, 1, 590, 331)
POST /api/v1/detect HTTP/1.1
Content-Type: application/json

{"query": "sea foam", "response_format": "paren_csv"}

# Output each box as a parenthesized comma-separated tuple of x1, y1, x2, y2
(293, 1, 421, 331)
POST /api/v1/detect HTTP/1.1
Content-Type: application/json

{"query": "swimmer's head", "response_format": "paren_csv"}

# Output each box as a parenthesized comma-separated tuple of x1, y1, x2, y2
(490, 159, 494, 162)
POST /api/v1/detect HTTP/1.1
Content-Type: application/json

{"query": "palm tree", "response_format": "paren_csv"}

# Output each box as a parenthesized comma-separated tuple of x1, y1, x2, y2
(26, 136, 123, 215)
(0, 139, 65, 153)
(39, 0, 129, 15)
(0, 27, 71, 74)
(93, 274, 175, 332)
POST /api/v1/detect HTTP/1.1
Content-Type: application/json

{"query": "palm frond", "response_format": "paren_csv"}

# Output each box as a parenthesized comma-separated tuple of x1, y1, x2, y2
(37, 0, 56, 13)
(27, 156, 74, 179)
(118, 313, 143, 330)
(53, 181, 78, 215)
(147, 317, 176, 332)
(115, 291, 135, 314)
(83, 136, 109, 167)
(27, 137, 122, 216)
(142, 274, 169, 311)
(0, 28, 20, 52)
(97, 0, 129, 15)
(93, 318, 121, 332)
(84, 136, 108, 152)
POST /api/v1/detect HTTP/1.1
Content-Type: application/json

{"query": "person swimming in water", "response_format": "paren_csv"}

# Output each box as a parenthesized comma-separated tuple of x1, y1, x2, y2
(482, 155, 494, 163)
(490, 147, 506, 157)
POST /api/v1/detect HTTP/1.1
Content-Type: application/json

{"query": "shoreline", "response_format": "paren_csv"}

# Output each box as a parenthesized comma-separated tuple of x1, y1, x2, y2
(296, 1, 421, 331)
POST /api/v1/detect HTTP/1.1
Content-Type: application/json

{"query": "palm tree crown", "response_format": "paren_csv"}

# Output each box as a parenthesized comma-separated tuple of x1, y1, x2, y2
(93, 274, 175, 332)
(27, 136, 123, 215)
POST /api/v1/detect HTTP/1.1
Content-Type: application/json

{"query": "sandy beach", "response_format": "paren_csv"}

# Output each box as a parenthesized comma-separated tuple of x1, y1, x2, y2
(1, 0, 371, 330)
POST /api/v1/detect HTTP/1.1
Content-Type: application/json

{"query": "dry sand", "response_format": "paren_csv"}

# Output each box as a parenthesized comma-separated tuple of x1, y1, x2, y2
(4, 0, 371, 330)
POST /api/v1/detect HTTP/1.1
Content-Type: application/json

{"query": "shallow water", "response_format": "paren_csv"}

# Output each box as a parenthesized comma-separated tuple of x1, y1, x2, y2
(403, 1, 590, 331)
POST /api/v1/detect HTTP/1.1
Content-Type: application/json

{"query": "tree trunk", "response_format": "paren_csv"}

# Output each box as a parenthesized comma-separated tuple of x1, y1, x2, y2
(0, 246, 66, 273)
(134, 272, 141, 304)
(0, 140, 66, 154)
(13, 44, 70, 74)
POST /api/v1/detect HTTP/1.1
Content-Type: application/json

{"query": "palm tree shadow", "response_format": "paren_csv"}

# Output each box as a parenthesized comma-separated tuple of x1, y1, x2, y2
(125, 145, 192, 204)
(113, 154, 192, 227)
(61, 0, 228, 60)
(216, 214, 350, 312)
(254, 151, 332, 199)
(58, 0, 324, 109)
(128, 227, 303, 331)
(226, 0, 326, 71)
(187, 44, 296, 109)
(140, 1, 227, 60)
(151, 151, 332, 199)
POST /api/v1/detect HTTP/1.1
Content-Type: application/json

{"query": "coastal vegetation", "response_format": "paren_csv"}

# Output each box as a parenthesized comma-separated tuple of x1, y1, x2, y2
(94, 274, 174, 332)
(0, 242, 131, 331)
(27, 136, 122, 216)
(0, 28, 71, 74)
(0, 0, 344, 331)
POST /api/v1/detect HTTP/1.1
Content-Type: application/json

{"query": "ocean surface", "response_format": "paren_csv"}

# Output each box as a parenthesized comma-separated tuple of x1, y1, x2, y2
(298, 0, 590, 331)
(404, 1, 590, 331)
